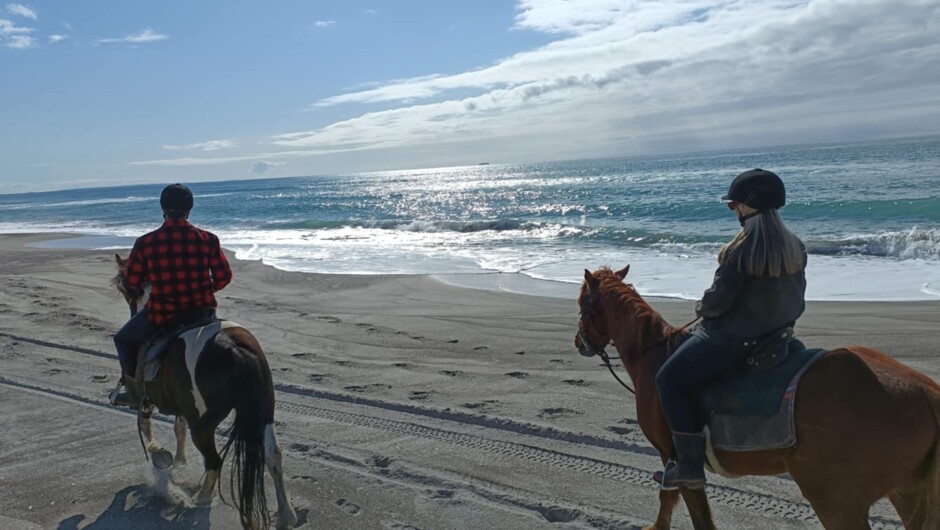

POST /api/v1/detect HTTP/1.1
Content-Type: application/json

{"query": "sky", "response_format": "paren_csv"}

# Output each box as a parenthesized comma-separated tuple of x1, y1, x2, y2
(1, 0, 939, 193)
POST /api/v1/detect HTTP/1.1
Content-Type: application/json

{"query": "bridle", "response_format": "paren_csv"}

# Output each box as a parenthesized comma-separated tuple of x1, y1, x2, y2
(577, 288, 699, 395)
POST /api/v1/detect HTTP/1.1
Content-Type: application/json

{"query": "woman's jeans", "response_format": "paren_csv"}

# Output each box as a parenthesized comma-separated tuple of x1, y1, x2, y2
(655, 322, 745, 434)
(114, 309, 157, 377)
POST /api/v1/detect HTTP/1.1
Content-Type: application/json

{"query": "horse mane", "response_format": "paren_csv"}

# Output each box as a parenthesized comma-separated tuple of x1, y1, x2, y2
(590, 266, 673, 348)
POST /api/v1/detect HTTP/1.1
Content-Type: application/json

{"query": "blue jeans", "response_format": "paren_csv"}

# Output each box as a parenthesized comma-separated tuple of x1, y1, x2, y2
(655, 323, 745, 433)
(114, 309, 158, 376)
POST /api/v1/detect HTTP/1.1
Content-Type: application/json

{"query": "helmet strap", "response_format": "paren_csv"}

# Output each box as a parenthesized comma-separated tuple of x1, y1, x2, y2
(737, 210, 761, 227)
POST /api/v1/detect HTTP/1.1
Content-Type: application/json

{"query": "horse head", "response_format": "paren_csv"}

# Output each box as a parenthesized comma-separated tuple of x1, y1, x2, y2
(112, 254, 146, 316)
(575, 265, 629, 358)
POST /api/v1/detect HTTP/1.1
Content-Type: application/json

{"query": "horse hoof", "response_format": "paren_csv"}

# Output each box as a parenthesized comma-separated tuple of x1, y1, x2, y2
(152, 450, 173, 470)
(192, 492, 213, 507)
(277, 509, 298, 529)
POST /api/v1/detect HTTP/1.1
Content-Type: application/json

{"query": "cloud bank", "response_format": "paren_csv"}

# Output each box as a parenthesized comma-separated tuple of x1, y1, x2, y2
(138, 0, 940, 170)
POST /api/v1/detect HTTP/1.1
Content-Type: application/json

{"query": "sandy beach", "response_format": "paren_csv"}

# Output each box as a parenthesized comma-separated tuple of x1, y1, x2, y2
(1, 233, 937, 530)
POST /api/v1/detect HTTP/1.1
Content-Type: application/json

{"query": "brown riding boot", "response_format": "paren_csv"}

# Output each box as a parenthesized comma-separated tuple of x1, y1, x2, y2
(108, 373, 141, 409)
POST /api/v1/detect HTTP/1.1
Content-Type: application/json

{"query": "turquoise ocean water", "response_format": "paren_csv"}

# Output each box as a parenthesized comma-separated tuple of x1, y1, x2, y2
(2, 136, 939, 301)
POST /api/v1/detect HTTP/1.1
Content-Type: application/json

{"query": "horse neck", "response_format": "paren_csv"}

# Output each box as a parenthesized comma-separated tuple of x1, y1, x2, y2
(600, 289, 676, 388)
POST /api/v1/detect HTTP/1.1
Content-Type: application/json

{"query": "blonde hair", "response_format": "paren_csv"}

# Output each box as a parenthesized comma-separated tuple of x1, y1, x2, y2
(719, 208, 804, 277)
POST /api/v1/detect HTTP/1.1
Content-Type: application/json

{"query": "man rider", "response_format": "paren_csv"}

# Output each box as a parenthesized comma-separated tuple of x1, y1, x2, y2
(109, 183, 232, 407)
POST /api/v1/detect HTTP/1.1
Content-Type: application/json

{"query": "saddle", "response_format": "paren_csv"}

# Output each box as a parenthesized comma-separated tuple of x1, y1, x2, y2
(695, 328, 827, 453)
(135, 307, 221, 383)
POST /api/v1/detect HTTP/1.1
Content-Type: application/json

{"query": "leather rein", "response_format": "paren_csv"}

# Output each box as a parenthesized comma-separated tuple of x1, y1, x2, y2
(578, 295, 699, 395)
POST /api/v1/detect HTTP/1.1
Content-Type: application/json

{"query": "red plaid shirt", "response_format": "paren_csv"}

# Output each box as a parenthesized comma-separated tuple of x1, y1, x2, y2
(123, 218, 232, 326)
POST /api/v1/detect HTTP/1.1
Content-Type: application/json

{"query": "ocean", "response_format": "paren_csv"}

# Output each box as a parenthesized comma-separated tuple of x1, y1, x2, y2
(3, 136, 939, 302)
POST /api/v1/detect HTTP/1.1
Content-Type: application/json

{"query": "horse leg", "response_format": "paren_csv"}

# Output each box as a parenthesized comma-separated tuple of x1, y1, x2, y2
(679, 488, 717, 530)
(791, 474, 873, 530)
(190, 421, 223, 506)
(263, 423, 298, 530)
(644, 489, 680, 530)
(889, 490, 933, 530)
(138, 402, 173, 470)
(173, 416, 188, 466)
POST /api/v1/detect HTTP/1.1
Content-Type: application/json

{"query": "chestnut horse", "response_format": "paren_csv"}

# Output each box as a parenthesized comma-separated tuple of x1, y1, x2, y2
(575, 266, 940, 530)
(113, 255, 297, 530)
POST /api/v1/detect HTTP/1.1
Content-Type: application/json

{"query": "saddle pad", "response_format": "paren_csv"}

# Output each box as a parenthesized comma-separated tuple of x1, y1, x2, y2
(705, 348, 826, 451)
(143, 321, 223, 382)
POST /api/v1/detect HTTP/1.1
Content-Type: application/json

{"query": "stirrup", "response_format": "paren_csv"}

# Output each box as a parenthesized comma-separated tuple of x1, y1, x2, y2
(109, 380, 140, 409)
(654, 460, 679, 491)
(653, 460, 706, 491)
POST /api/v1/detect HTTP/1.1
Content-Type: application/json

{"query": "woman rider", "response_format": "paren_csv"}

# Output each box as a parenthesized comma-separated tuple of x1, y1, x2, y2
(654, 169, 807, 490)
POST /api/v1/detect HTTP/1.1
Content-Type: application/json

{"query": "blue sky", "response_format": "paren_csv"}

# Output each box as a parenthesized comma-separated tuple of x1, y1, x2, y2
(2, 0, 939, 192)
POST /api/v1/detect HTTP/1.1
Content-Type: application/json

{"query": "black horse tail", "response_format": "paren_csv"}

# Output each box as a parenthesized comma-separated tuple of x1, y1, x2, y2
(220, 346, 271, 530)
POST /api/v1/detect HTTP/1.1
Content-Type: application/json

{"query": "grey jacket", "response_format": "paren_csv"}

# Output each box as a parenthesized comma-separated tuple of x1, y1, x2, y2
(695, 247, 807, 338)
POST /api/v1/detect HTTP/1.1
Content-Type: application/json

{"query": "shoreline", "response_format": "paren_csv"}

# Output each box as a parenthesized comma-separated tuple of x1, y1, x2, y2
(15, 231, 940, 303)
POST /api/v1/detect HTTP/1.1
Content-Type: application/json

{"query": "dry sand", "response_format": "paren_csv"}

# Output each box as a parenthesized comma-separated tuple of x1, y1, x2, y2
(0, 233, 937, 529)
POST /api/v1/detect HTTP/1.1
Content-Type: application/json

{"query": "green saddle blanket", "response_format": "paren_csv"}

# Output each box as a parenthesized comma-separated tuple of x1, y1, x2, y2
(699, 346, 827, 451)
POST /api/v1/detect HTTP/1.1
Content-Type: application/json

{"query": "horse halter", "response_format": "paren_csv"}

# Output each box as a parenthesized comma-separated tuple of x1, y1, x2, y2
(577, 286, 699, 396)
(577, 290, 639, 394)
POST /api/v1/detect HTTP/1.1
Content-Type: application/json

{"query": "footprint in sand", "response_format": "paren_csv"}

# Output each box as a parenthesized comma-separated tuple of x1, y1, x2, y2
(370, 455, 391, 469)
(473, 346, 488, 351)
(439, 370, 462, 377)
(91, 374, 109, 383)
(563, 379, 592, 386)
(45, 368, 67, 376)
(308, 373, 328, 383)
(538, 407, 581, 419)
(445, 339, 459, 344)
(393, 362, 412, 369)
(335, 498, 361, 515)
(549, 358, 571, 364)
(384, 522, 422, 530)
(317, 315, 342, 323)
(606, 425, 632, 435)
(463, 400, 499, 411)
(409, 391, 431, 401)
(428, 489, 455, 500)
(505, 371, 528, 379)
(344, 384, 391, 393)
(289, 443, 312, 453)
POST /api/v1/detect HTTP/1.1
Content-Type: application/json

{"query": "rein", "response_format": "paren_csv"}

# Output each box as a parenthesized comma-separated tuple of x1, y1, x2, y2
(580, 316, 700, 395)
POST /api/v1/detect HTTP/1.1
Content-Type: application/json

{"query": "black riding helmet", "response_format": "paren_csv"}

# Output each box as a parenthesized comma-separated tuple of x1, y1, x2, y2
(722, 169, 785, 210)
(160, 183, 194, 212)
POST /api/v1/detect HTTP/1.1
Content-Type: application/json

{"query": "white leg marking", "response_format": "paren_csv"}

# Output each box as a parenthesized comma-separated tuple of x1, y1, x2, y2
(264, 423, 297, 529)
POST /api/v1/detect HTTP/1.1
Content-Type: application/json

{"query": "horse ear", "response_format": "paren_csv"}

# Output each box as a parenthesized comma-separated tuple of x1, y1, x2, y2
(583, 269, 599, 291)
(615, 265, 630, 280)
(114, 254, 125, 266)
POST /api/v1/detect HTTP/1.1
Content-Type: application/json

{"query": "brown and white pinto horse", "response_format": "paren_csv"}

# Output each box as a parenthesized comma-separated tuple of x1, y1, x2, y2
(575, 265, 940, 530)
(113, 255, 297, 530)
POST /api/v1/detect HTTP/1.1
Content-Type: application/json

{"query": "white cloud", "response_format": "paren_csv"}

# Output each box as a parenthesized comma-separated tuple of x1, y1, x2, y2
(97, 28, 168, 44)
(251, 161, 285, 174)
(0, 16, 34, 48)
(163, 139, 236, 152)
(48, 34, 66, 43)
(314, 20, 336, 28)
(132, 0, 940, 170)
(6, 3, 36, 20)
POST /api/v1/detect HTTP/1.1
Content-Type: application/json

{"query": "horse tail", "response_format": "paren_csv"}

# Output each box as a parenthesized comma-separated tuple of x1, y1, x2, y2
(220, 345, 271, 530)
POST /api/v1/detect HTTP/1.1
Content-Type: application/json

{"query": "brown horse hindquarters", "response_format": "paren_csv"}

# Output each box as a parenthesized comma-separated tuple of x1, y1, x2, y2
(722, 348, 938, 522)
